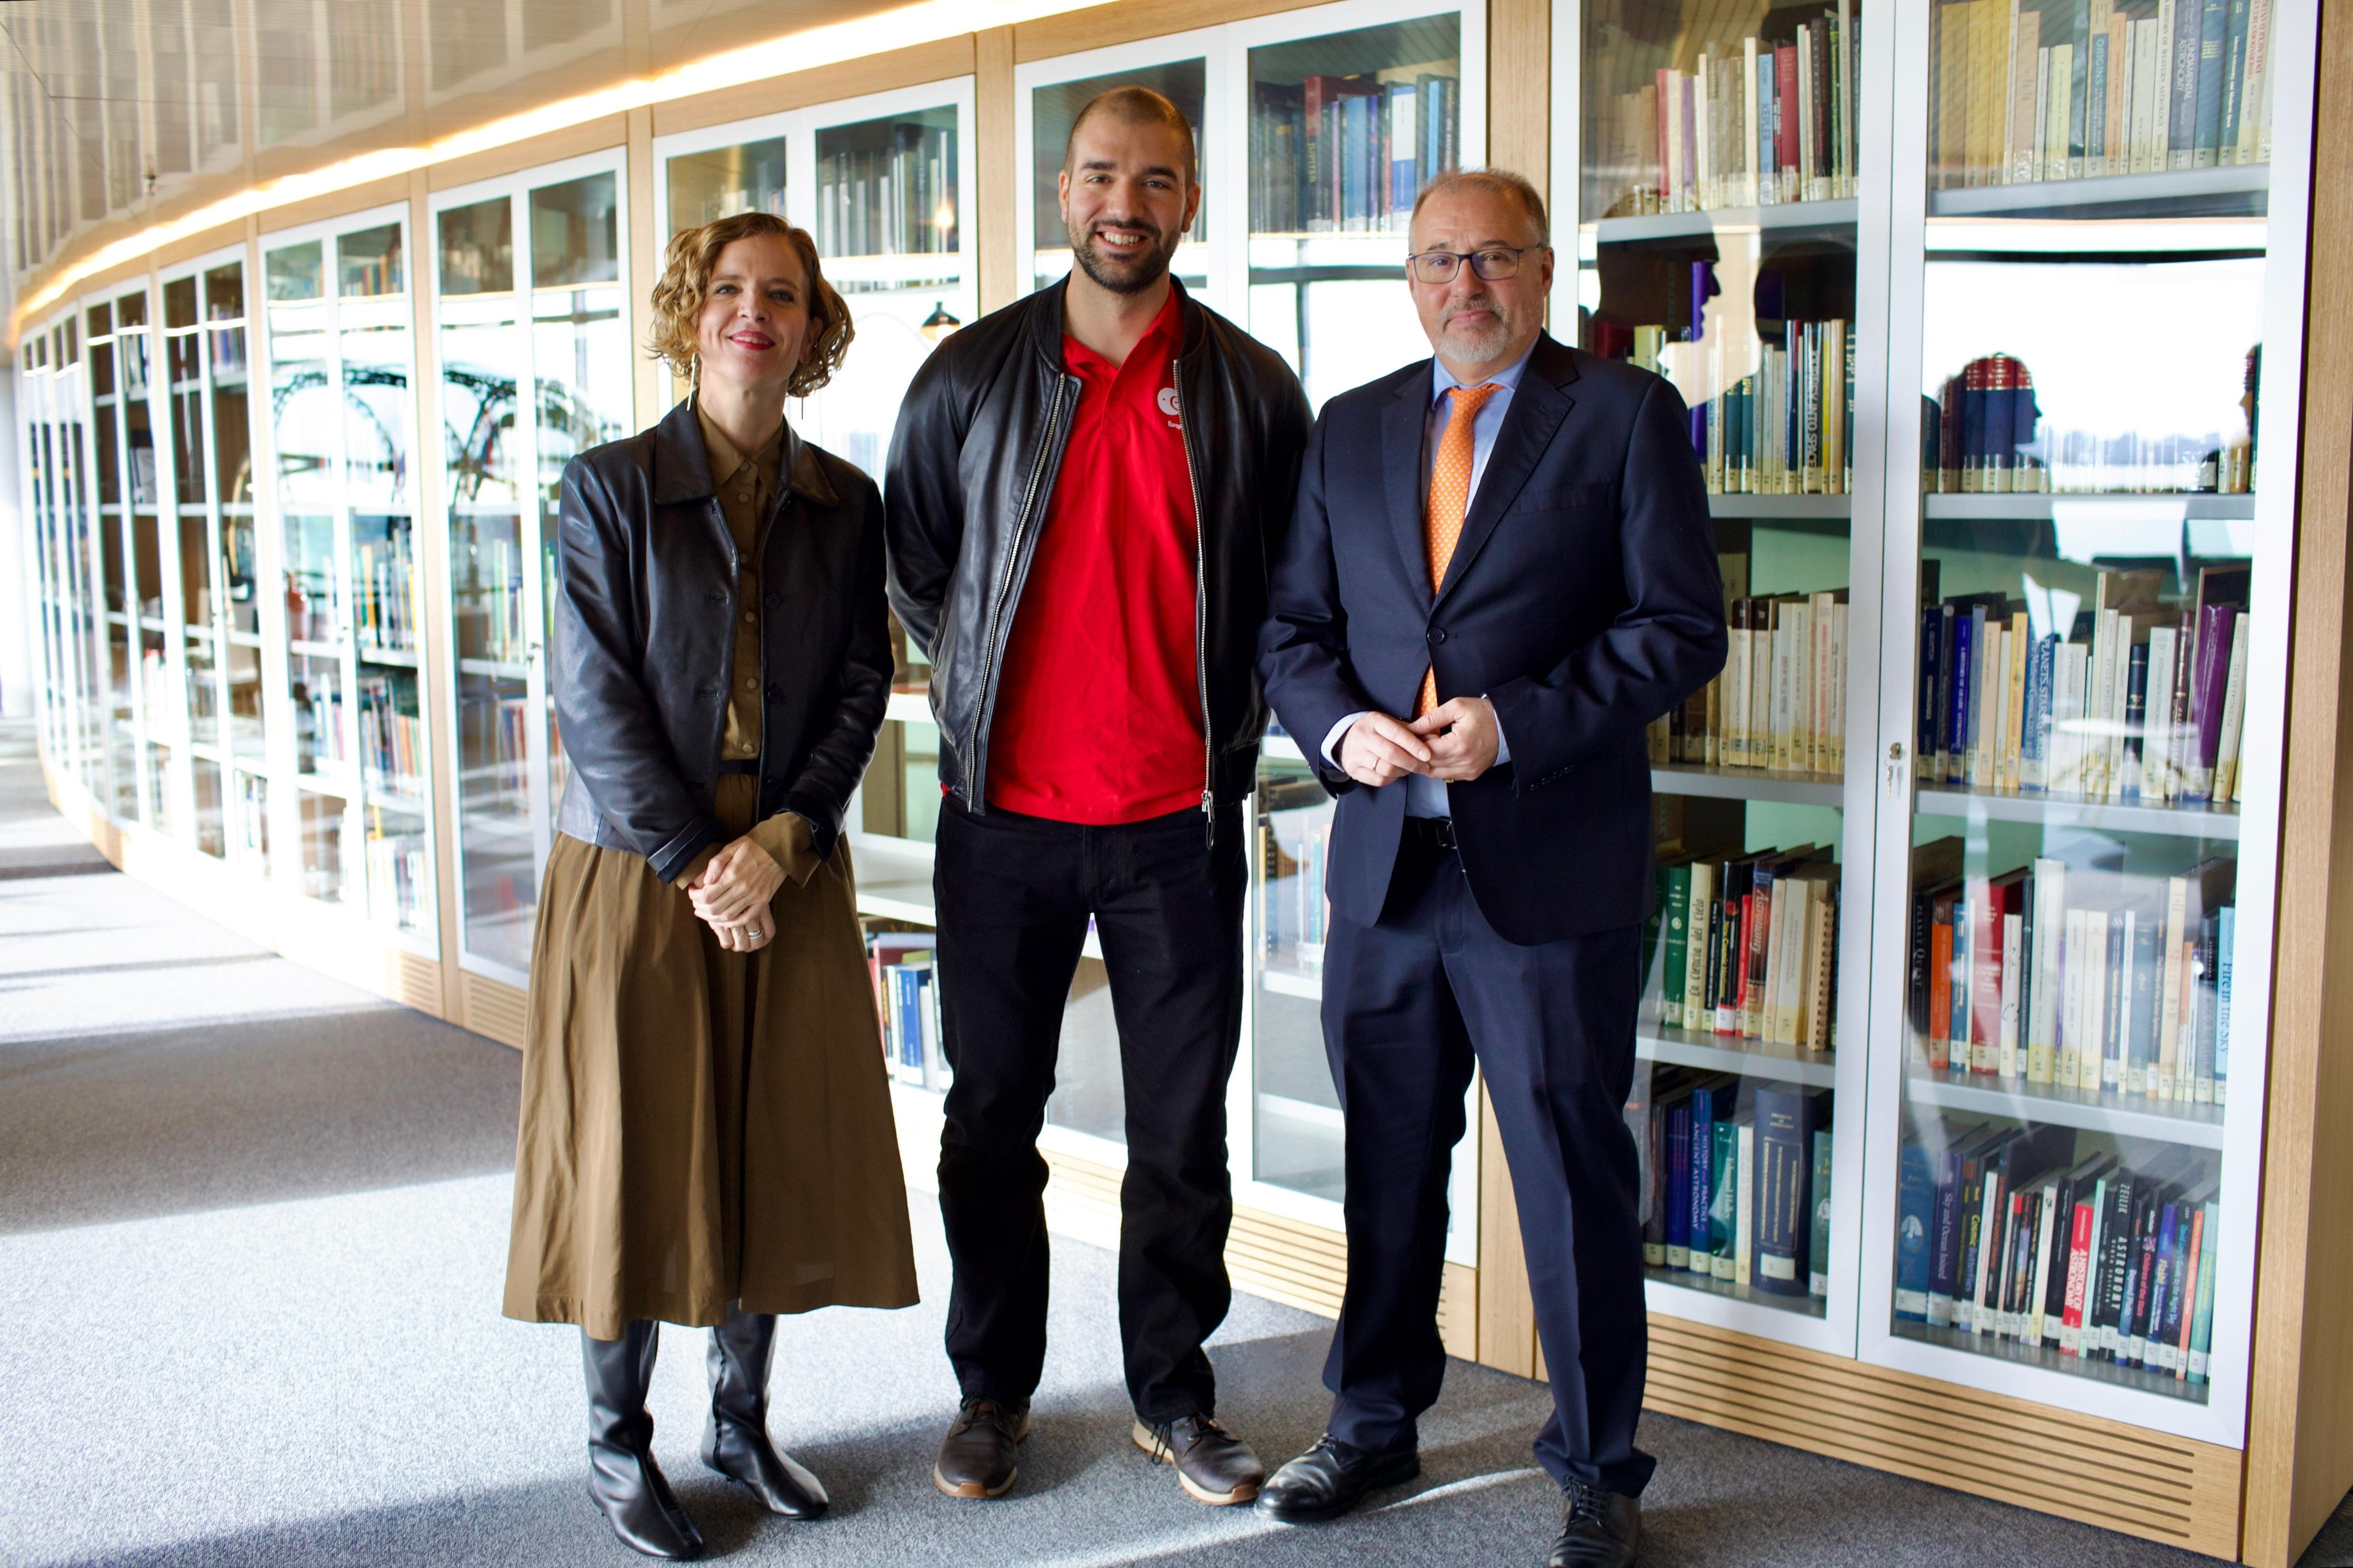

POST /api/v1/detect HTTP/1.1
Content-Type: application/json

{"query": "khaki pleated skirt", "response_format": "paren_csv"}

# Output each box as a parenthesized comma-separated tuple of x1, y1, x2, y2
(503, 819, 919, 1339)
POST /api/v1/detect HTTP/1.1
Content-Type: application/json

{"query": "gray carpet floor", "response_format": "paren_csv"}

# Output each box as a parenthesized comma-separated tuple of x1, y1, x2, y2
(1, 719, 2344, 1567)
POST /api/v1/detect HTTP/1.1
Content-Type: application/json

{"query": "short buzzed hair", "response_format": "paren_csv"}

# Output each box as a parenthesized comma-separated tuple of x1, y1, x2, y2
(1411, 167, 1549, 245)
(1063, 85, 1198, 187)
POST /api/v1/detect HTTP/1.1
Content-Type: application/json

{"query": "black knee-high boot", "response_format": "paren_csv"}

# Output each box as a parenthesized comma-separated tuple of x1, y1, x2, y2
(703, 1305, 829, 1519)
(584, 1323, 705, 1560)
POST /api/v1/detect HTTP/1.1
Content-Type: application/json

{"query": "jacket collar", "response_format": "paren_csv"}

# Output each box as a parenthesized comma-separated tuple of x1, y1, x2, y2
(1379, 331, 1580, 608)
(649, 394, 838, 509)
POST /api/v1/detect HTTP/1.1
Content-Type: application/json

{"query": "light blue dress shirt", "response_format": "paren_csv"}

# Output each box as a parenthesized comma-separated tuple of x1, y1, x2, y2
(1321, 341, 1537, 817)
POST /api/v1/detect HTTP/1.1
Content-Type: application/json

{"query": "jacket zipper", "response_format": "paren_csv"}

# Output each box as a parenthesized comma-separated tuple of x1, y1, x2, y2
(1171, 350, 1214, 849)
(969, 372, 1075, 811)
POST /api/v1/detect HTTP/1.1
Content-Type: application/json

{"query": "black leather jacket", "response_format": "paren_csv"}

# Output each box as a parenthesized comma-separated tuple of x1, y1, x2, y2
(884, 277, 1313, 817)
(551, 399, 892, 883)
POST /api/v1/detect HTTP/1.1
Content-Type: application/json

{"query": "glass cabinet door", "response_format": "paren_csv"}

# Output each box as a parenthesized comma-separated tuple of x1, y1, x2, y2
(1862, 2, 2290, 1443)
(86, 300, 149, 825)
(434, 162, 631, 981)
(1571, 0, 1876, 1347)
(206, 261, 269, 872)
(1240, 3, 1478, 410)
(261, 214, 434, 942)
(164, 270, 227, 858)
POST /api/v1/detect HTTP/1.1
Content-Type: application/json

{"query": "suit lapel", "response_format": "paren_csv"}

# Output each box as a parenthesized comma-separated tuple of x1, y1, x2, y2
(1434, 336, 1579, 611)
(1380, 370, 1430, 597)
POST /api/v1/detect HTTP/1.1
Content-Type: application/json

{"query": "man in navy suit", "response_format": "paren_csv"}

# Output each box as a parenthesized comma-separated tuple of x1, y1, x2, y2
(1255, 168, 1725, 1568)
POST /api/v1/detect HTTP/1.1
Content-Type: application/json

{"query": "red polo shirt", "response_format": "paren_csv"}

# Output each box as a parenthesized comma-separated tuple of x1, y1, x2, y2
(986, 287, 1203, 824)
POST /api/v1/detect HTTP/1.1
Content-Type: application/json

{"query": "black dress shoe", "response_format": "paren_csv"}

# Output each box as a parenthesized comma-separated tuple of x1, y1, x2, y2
(583, 1324, 705, 1561)
(1548, 1477, 1640, 1568)
(1258, 1432, 1419, 1523)
(934, 1396, 1031, 1499)
(1133, 1414, 1266, 1505)
(703, 1307, 828, 1520)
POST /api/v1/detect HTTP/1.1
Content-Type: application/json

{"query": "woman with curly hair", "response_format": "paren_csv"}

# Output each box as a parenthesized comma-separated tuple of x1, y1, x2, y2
(503, 210, 917, 1561)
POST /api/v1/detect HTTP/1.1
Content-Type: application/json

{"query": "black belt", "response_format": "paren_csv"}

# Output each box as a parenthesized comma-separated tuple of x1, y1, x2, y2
(1404, 816, 1456, 851)
(715, 758, 760, 775)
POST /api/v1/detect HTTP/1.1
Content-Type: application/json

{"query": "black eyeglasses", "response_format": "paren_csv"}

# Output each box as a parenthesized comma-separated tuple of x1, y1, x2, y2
(1405, 245, 1546, 285)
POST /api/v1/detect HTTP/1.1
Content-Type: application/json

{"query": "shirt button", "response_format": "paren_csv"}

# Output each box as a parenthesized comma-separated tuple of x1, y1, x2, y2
(743, 677, 757, 690)
(765, 683, 781, 701)
(743, 612, 755, 624)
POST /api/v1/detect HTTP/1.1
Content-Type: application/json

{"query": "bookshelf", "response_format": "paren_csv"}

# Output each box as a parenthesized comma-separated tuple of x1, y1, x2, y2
(430, 155, 634, 984)
(1860, 0, 2286, 1441)
(259, 206, 437, 945)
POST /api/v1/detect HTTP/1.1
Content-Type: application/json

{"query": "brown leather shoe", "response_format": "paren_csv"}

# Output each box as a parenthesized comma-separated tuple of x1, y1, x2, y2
(1133, 1414, 1264, 1505)
(933, 1396, 1031, 1499)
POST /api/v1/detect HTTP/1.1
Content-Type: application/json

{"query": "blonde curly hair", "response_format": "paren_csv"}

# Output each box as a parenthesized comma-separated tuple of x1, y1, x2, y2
(645, 211, 852, 398)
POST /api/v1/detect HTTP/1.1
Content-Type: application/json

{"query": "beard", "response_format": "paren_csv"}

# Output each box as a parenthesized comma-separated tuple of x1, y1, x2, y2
(1066, 212, 1181, 295)
(1440, 297, 1519, 363)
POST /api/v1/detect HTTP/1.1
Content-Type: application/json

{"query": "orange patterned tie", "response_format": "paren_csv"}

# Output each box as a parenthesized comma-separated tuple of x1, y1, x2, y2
(1417, 382, 1500, 716)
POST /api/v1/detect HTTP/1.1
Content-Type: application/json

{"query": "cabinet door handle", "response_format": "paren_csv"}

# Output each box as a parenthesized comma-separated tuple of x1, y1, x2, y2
(1884, 740, 1907, 798)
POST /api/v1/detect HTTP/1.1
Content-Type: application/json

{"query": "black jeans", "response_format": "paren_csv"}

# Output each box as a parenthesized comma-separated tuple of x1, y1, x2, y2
(934, 796, 1247, 1423)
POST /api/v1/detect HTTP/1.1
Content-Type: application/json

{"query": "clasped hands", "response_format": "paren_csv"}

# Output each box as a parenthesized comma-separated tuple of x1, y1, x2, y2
(1340, 696, 1500, 789)
(688, 836, 786, 953)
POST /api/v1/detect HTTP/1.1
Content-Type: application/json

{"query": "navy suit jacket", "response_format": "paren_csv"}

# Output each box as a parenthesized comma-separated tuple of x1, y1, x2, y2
(1257, 333, 1727, 946)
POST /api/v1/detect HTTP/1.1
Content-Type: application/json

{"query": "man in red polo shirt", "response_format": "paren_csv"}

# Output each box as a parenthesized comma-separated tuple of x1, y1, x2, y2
(886, 87, 1311, 1509)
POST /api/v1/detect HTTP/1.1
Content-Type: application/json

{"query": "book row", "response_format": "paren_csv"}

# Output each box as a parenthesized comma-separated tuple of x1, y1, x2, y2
(1916, 565, 2253, 805)
(1651, 845, 1842, 1052)
(1908, 840, 2236, 1105)
(1248, 68, 1460, 236)
(356, 538, 419, 652)
(1929, 0, 2278, 192)
(1656, 588, 1849, 777)
(357, 674, 424, 798)
(1595, 3, 1861, 217)
(364, 828, 430, 929)
(295, 676, 347, 770)
(1633, 1067, 1833, 1303)
(870, 930, 951, 1091)
(1691, 319, 1854, 498)
(456, 534, 531, 664)
(814, 122, 956, 261)
(1897, 1121, 2221, 1385)
(1927, 350, 2256, 496)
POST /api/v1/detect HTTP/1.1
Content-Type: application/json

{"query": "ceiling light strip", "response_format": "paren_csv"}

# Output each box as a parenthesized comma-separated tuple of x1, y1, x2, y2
(11, 0, 1092, 345)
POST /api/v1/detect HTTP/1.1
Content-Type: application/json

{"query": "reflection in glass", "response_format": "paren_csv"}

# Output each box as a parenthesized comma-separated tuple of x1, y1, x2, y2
(193, 755, 226, 858)
(268, 240, 323, 300)
(817, 109, 958, 257)
(338, 222, 404, 296)
(530, 173, 620, 287)
(1922, 256, 2262, 495)
(1254, 754, 1341, 1200)
(299, 788, 348, 902)
(439, 198, 515, 295)
(668, 135, 788, 233)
